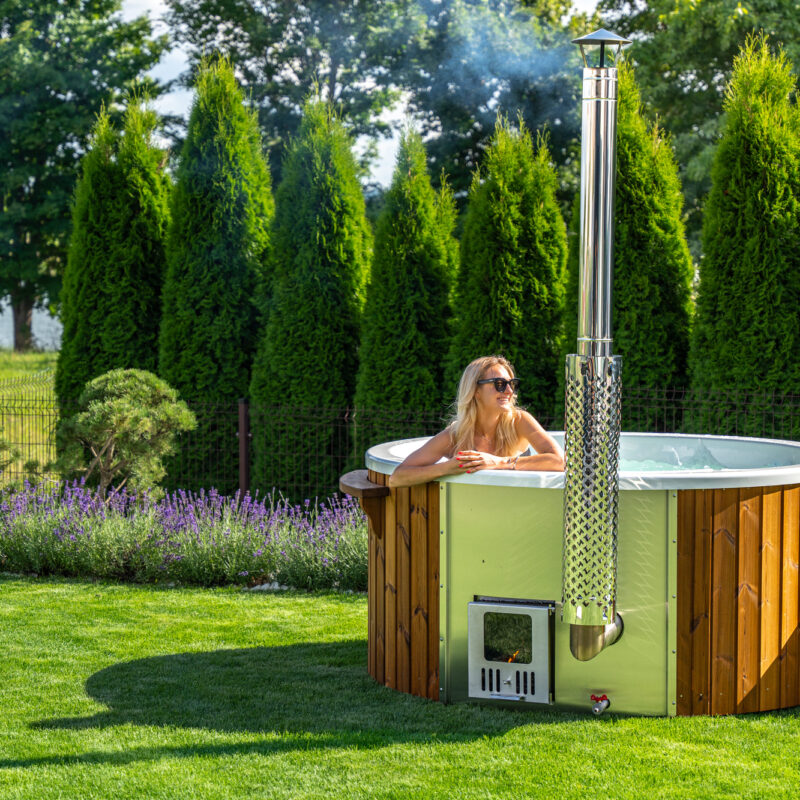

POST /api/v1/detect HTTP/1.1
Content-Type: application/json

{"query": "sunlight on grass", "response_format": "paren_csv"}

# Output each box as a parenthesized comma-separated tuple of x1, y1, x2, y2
(1, 577, 799, 799)
(0, 359, 57, 489)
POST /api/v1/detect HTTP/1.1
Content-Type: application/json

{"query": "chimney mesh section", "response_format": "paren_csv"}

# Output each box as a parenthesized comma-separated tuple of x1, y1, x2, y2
(562, 353, 622, 626)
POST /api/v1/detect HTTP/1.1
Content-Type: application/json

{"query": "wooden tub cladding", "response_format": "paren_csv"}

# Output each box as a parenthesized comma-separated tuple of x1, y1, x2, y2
(677, 485, 800, 716)
(348, 472, 800, 715)
(363, 470, 440, 700)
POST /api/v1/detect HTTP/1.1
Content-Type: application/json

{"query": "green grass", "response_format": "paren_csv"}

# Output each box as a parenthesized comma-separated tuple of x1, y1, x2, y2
(0, 350, 58, 488)
(1, 577, 799, 799)
(0, 349, 57, 383)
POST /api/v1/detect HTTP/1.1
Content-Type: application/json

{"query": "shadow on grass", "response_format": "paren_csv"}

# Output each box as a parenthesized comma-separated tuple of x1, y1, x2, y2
(4, 640, 574, 770)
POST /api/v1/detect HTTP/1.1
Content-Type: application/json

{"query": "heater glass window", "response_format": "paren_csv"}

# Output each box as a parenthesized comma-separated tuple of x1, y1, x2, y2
(483, 613, 532, 664)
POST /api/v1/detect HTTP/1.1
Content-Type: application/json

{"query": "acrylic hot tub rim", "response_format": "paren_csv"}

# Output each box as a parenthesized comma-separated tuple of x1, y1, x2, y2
(365, 431, 800, 490)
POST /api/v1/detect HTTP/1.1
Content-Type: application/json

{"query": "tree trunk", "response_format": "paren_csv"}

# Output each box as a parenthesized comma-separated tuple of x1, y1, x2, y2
(12, 295, 34, 352)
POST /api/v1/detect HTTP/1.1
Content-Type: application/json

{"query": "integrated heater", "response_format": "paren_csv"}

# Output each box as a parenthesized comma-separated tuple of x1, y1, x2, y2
(467, 600, 554, 704)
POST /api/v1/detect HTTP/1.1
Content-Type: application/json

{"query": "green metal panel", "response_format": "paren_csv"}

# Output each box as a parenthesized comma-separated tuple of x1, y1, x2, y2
(440, 482, 672, 715)
(666, 490, 678, 716)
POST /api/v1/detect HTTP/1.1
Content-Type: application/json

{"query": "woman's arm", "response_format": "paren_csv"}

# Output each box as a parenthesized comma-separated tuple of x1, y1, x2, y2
(513, 410, 564, 471)
(388, 429, 462, 488)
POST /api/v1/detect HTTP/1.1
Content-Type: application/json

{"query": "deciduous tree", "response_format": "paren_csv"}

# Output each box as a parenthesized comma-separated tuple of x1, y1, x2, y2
(0, 0, 167, 350)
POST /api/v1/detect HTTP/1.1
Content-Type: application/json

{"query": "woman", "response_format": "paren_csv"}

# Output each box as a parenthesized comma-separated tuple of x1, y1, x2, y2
(388, 355, 564, 488)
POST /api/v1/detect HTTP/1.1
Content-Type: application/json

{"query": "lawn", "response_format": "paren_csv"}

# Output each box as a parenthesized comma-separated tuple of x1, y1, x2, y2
(0, 350, 57, 488)
(2, 577, 799, 799)
(0, 350, 56, 383)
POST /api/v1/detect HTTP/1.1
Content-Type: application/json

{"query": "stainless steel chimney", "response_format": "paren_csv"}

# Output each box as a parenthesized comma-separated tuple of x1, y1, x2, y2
(562, 29, 630, 661)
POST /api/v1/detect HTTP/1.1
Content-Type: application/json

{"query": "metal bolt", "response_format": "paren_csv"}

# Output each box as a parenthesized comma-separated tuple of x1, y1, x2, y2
(440, 635, 444, 642)
(672, 650, 676, 654)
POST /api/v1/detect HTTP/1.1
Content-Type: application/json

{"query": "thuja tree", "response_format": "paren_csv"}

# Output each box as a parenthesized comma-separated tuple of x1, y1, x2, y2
(690, 36, 800, 436)
(159, 58, 273, 493)
(447, 118, 567, 419)
(562, 62, 693, 419)
(353, 130, 457, 457)
(250, 99, 371, 499)
(56, 102, 170, 413)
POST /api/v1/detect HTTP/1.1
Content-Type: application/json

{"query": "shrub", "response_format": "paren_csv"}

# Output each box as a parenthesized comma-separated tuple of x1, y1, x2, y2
(691, 35, 800, 420)
(56, 102, 170, 412)
(56, 369, 196, 497)
(0, 482, 367, 591)
(250, 98, 371, 499)
(353, 130, 457, 457)
(562, 63, 693, 404)
(447, 118, 567, 416)
(158, 58, 274, 493)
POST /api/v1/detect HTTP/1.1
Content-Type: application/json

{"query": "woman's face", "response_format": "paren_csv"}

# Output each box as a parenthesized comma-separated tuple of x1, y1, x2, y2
(475, 363, 515, 414)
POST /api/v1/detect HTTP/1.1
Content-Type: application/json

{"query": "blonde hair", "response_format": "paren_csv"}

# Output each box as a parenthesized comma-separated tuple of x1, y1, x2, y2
(449, 355, 520, 456)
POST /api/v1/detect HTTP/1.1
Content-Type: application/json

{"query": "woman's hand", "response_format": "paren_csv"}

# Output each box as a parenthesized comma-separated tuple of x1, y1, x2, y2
(456, 450, 508, 473)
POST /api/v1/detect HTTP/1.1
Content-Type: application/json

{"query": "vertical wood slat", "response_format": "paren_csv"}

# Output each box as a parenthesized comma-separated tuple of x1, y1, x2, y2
(396, 486, 412, 693)
(781, 486, 800, 708)
(365, 473, 377, 681)
(410, 484, 429, 698)
(678, 484, 800, 716)
(691, 490, 712, 715)
(384, 486, 398, 690)
(737, 488, 761, 713)
(676, 491, 694, 716)
(760, 488, 783, 711)
(368, 470, 386, 686)
(711, 488, 738, 715)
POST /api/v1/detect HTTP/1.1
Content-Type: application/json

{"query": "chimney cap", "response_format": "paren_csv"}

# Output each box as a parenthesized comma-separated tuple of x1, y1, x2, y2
(572, 28, 631, 68)
(571, 28, 631, 48)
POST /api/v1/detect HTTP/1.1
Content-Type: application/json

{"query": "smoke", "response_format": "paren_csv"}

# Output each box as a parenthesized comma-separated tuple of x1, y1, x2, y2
(400, 0, 583, 189)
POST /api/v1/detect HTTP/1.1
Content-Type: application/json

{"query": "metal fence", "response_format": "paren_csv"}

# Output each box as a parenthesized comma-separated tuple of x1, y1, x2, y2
(2, 377, 800, 500)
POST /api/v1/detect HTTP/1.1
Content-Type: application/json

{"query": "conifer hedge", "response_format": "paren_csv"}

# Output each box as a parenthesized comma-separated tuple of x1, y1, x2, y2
(447, 119, 567, 418)
(691, 36, 800, 428)
(353, 131, 457, 455)
(56, 103, 170, 413)
(562, 63, 693, 404)
(249, 99, 371, 500)
(158, 59, 273, 493)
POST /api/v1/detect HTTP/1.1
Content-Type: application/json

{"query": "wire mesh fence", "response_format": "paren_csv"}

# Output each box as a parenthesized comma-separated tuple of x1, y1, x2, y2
(2, 376, 800, 501)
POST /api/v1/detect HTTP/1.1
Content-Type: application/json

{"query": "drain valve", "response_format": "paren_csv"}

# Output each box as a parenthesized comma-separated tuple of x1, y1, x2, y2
(591, 694, 610, 715)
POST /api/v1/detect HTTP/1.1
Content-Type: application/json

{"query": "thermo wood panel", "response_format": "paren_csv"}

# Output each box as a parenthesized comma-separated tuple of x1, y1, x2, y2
(361, 475, 440, 701)
(677, 485, 800, 716)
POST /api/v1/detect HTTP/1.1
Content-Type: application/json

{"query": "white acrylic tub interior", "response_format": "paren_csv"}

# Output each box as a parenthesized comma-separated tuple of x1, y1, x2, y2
(365, 432, 800, 490)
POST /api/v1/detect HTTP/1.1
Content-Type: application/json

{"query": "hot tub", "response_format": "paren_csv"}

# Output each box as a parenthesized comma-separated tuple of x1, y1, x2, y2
(343, 432, 800, 716)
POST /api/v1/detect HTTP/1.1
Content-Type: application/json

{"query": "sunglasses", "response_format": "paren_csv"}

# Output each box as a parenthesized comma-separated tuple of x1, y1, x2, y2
(477, 377, 521, 393)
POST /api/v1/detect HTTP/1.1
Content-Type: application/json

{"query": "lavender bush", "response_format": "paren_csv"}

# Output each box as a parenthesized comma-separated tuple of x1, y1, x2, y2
(0, 481, 367, 591)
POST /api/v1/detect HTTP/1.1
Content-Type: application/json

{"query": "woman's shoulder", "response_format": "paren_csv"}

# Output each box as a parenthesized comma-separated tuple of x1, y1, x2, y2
(513, 407, 541, 428)
(513, 408, 548, 440)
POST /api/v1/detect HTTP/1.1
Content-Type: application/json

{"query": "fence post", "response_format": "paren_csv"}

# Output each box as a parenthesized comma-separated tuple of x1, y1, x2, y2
(238, 398, 250, 495)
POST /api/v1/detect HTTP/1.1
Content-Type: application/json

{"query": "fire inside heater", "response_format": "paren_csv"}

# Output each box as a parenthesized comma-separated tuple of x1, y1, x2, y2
(467, 600, 554, 704)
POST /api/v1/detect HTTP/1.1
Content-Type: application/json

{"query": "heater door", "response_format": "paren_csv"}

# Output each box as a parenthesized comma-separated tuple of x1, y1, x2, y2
(467, 601, 553, 704)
